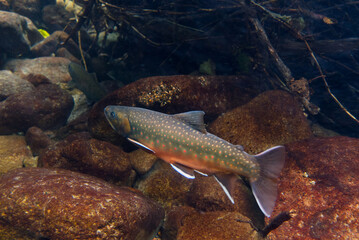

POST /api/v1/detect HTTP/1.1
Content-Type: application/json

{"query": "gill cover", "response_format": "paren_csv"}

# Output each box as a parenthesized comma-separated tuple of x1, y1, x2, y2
(104, 106, 131, 136)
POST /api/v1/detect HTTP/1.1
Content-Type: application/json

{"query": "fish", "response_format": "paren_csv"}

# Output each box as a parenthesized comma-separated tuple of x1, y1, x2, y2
(68, 62, 106, 103)
(104, 106, 285, 217)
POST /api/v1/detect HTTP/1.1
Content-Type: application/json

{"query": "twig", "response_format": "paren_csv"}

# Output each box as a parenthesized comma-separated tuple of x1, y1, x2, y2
(249, 0, 358, 123)
(63, 0, 95, 46)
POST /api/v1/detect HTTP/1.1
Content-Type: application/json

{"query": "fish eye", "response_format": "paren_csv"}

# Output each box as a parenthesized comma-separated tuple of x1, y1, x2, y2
(111, 112, 116, 118)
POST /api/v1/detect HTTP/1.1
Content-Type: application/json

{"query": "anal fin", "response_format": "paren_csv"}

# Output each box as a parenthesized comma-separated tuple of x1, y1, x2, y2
(213, 173, 238, 204)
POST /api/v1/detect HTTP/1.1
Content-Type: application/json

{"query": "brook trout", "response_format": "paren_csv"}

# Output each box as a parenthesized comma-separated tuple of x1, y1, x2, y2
(104, 106, 285, 217)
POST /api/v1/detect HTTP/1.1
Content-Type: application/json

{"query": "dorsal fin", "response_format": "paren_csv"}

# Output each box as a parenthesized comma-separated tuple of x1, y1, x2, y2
(234, 145, 244, 151)
(173, 111, 207, 133)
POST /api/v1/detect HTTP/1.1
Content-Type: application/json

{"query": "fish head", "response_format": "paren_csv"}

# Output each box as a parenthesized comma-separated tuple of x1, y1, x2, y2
(104, 105, 132, 136)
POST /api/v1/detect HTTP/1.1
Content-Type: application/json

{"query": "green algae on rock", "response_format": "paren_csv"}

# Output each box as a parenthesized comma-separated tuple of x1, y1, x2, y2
(209, 90, 313, 154)
(0, 168, 164, 240)
(268, 136, 359, 239)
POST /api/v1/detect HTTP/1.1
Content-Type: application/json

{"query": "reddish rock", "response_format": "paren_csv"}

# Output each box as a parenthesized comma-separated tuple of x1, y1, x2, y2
(0, 84, 74, 134)
(162, 206, 197, 240)
(88, 75, 265, 140)
(268, 136, 359, 239)
(188, 174, 264, 228)
(209, 90, 313, 154)
(0, 168, 164, 240)
(0, 70, 35, 100)
(129, 149, 158, 175)
(23, 73, 52, 86)
(39, 136, 133, 185)
(0, 135, 37, 175)
(0, 10, 43, 56)
(25, 126, 53, 156)
(4, 57, 72, 84)
(177, 211, 263, 240)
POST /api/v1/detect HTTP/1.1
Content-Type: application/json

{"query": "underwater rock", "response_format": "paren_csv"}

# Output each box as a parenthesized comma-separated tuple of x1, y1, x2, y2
(4, 57, 72, 84)
(25, 126, 53, 156)
(0, 0, 10, 11)
(0, 168, 164, 240)
(0, 135, 37, 176)
(11, 0, 41, 20)
(209, 90, 313, 154)
(129, 149, 158, 175)
(0, 70, 35, 100)
(0, 84, 74, 134)
(176, 211, 263, 240)
(162, 206, 197, 240)
(88, 75, 265, 140)
(0, 10, 43, 56)
(268, 136, 359, 239)
(135, 161, 193, 209)
(42, 4, 74, 31)
(23, 73, 52, 86)
(39, 136, 133, 185)
(187, 174, 264, 229)
(56, 47, 82, 63)
(31, 31, 81, 60)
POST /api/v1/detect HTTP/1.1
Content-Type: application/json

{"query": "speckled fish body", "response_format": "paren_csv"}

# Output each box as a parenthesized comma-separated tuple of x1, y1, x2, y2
(104, 106, 285, 217)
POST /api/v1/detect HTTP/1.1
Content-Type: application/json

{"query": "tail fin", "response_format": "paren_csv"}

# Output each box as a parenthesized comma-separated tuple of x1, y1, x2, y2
(250, 146, 285, 217)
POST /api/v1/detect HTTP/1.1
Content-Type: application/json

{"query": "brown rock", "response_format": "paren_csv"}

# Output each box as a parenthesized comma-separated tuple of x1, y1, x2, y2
(0, 84, 74, 134)
(0, 135, 37, 176)
(42, 5, 74, 31)
(129, 149, 158, 174)
(39, 137, 133, 185)
(88, 75, 265, 140)
(177, 211, 263, 240)
(0, 10, 43, 56)
(0, 168, 164, 240)
(0, 70, 35, 100)
(268, 136, 359, 239)
(209, 90, 312, 154)
(0, 0, 10, 11)
(25, 126, 53, 156)
(136, 161, 193, 208)
(56, 47, 82, 63)
(162, 206, 197, 240)
(23, 73, 52, 86)
(11, 0, 41, 20)
(31, 31, 81, 60)
(4, 57, 72, 84)
(188, 174, 264, 228)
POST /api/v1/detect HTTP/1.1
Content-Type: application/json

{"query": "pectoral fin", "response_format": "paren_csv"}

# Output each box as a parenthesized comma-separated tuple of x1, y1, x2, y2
(171, 163, 195, 179)
(213, 173, 238, 204)
(127, 138, 155, 154)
